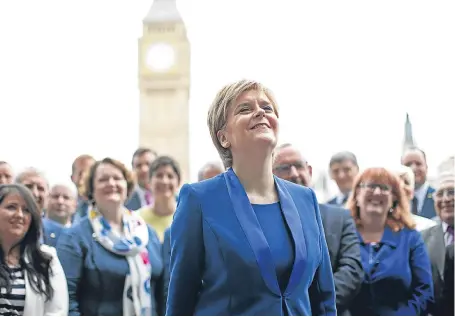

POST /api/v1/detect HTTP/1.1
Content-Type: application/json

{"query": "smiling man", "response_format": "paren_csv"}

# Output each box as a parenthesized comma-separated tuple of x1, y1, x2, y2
(401, 147, 436, 219)
(421, 171, 454, 315)
(273, 143, 363, 314)
(326, 151, 359, 207)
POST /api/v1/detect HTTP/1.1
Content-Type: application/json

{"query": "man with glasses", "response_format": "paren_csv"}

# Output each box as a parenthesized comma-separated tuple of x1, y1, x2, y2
(273, 143, 363, 315)
(421, 171, 454, 315)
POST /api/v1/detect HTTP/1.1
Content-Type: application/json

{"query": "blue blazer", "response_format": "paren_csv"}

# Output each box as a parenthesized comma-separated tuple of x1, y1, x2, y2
(56, 218, 164, 316)
(350, 226, 434, 316)
(166, 168, 336, 316)
(42, 218, 65, 248)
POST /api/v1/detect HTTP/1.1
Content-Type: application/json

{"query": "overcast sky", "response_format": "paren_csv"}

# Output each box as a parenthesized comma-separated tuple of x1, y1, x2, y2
(0, 0, 453, 193)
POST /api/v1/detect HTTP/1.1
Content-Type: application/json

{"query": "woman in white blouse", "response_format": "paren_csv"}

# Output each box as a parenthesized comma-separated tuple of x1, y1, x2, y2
(0, 184, 68, 316)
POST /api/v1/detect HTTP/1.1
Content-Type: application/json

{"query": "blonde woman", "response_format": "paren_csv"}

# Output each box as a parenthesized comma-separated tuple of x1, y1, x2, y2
(395, 165, 437, 231)
(166, 79, 336, 316)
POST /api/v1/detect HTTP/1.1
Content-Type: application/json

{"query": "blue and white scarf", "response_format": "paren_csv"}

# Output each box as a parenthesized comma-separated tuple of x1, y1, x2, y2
(89, 208, 152, 316)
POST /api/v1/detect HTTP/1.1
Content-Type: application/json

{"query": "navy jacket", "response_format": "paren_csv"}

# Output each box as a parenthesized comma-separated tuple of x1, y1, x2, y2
(166, 168, 336, 316)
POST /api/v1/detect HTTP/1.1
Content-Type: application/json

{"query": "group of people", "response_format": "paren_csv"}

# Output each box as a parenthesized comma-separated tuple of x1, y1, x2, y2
(0, 79, 453, 316)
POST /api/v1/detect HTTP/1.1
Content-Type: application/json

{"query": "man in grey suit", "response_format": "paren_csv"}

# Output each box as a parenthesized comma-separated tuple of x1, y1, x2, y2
(272, 143, 363, 314)
(421, 171, 454, 315)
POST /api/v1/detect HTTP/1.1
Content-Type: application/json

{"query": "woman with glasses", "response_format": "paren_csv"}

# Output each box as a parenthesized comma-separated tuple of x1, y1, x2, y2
(345, 167, 433, 315)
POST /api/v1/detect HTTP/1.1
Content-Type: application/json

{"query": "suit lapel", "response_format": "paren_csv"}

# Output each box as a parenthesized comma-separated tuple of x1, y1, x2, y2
(223, 169, 306, 296)
(428, 224, 446, 276)
(224, 169, 280, 295)
(421, 187, 435, 218)
(274, 177, 306, 296)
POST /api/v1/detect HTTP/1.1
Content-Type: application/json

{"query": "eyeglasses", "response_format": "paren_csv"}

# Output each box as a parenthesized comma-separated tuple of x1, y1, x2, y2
(359, 183, 392, 193)
(273, 162, 306, 174)
(434, 188, 455, 199)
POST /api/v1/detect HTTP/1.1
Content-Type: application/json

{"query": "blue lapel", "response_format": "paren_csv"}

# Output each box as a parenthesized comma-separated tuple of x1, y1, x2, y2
(223, 168, 306, 296)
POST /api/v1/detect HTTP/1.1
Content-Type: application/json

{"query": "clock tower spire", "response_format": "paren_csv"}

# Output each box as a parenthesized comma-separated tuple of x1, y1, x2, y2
(138, 0, 191, 182)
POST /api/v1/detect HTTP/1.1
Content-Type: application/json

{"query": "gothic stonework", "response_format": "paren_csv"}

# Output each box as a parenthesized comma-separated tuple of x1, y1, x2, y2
(138, 0, 190, 183)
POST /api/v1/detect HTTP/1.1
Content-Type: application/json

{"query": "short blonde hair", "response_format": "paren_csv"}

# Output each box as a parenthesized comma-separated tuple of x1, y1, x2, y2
(395, 165, 415, 190)
(207, 79, 279, 168)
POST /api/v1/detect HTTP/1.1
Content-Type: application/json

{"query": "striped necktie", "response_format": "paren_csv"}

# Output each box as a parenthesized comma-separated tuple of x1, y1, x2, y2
(447, 226, 454, 245)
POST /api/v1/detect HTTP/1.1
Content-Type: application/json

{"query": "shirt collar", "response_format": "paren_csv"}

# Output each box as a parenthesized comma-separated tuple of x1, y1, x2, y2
(414, 181, 430, 204)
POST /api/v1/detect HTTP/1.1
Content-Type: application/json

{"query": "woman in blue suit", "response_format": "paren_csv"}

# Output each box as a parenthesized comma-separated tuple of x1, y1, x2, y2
(166, 79, 336, 316)
(346, 167, 433, 315)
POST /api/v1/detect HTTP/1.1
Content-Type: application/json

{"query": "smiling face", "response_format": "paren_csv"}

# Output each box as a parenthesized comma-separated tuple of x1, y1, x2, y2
(351, 168, 405, 229)
(150, 164, 179, 200)
(0, 192, 32, 246)
(357, 182, 394, 217)
(92, 163, 128, 209)
(434, 180, 454, 226)
(218, 89, 279, 159)
(401, 149, 428, 187)
(47, 185, 76, 223)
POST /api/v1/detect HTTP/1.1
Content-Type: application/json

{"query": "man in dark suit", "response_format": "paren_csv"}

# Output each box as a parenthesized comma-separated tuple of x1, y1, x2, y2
(442, 244, 454, 316)
(401, 147, 436, 219)
(326, 151, 359, 207)
(421, 172, 454, 315)
(126, 147, 158, 211)
(272, 143, 363, 314)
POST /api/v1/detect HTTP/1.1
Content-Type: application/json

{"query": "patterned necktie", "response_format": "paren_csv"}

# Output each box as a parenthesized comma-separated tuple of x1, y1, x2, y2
(447, 226, 454, 245)
(411, 197, 419, 215)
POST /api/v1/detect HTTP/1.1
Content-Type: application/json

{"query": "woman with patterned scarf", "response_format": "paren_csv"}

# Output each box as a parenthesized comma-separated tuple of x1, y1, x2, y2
(57, 158, 164, 316)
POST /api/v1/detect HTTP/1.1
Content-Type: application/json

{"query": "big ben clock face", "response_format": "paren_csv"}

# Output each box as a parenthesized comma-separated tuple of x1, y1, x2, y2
(145, 42, 175, 72)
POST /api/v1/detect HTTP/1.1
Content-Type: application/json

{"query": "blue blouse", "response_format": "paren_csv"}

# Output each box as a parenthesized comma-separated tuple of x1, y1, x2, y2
(350, 226, 434, 316)
(252, 202, 295, 292)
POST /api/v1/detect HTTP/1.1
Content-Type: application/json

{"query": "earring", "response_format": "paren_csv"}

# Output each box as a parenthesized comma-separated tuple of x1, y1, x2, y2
(389, 208, 394, 213)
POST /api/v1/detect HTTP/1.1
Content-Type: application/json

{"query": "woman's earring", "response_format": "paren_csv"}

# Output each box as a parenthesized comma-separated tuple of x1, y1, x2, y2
(389, 208, 394, 213)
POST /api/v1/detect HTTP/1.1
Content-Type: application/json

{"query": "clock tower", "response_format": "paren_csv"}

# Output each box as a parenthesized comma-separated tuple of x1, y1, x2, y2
(138, 0, 191, 182)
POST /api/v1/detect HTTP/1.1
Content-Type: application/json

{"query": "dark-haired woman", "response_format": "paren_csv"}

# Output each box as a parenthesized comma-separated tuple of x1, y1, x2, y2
(139, 156, 181, 242)
(0, 184, 68, 316)
(57, 158, 164, 316)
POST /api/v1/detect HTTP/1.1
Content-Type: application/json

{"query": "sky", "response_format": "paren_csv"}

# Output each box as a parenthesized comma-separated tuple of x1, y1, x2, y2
(0, 0, 454, 195)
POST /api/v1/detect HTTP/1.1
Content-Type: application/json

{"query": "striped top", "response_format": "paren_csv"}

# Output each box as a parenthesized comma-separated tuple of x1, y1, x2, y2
(0, 266, 26, 316)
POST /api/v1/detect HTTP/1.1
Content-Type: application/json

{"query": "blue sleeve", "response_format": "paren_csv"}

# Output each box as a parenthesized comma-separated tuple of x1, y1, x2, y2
(162, 229, 171, 310)
(308, 190, 337, 316)
(166, 184, 204, 316)
(56, 228, 84, 316)
(396, 231, 434, 315)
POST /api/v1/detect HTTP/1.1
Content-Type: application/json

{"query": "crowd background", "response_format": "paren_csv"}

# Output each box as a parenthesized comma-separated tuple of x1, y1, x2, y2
(0, 0, 454, 316)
